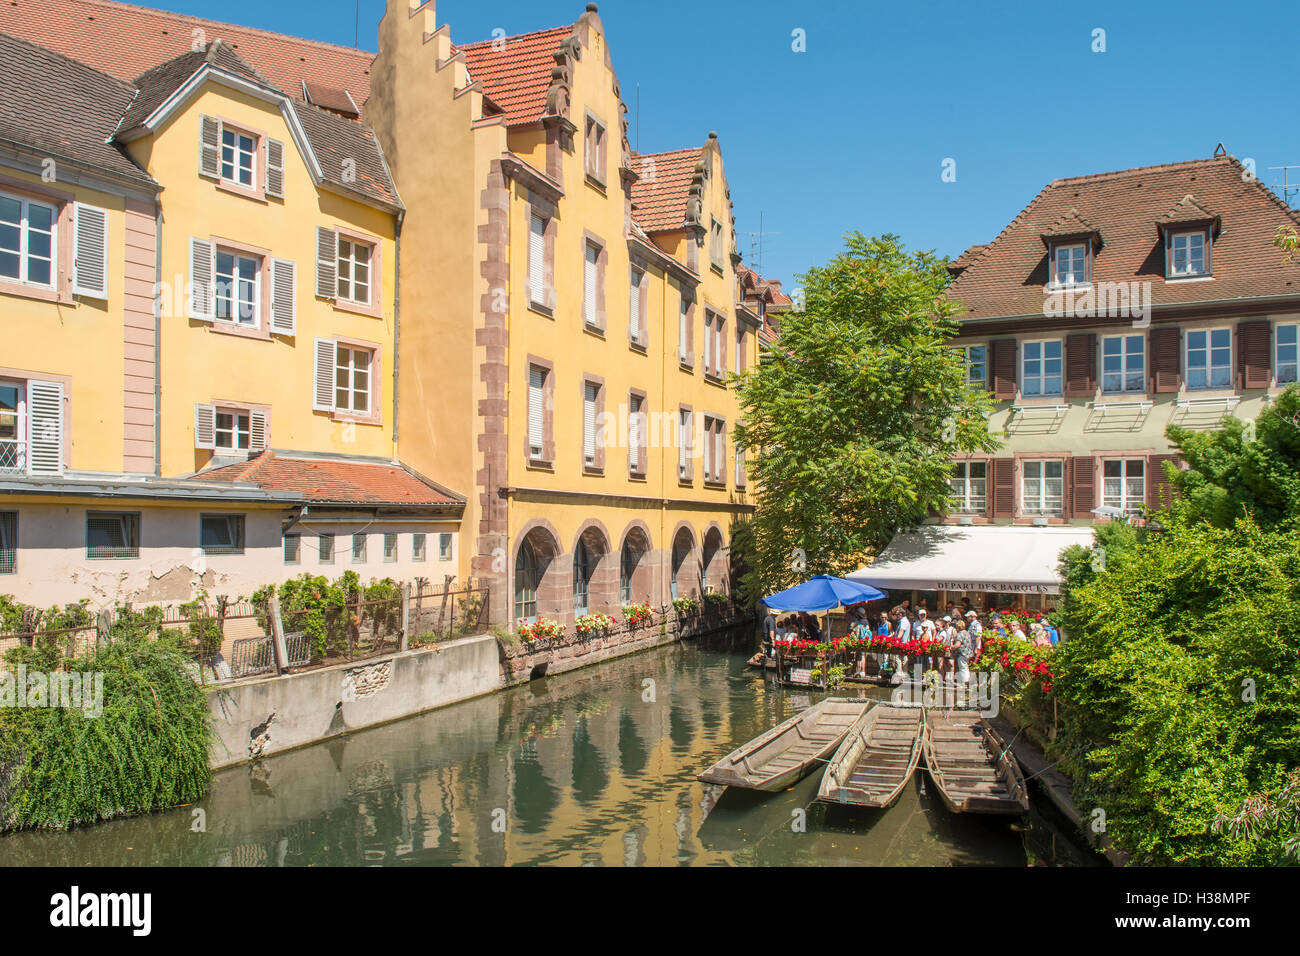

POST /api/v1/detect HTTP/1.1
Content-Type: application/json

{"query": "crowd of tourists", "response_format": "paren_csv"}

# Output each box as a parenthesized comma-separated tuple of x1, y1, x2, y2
(762, 598, 1059, 687)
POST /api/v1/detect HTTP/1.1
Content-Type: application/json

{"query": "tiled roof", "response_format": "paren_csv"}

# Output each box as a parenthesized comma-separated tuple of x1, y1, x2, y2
(0, 0, 374, 109)
(303, 81, 358, 117)
(289, 99, 400, 208)
(629, 148, 701, 232)
(195, 452, 463, 507)
(117, 40, 270, 134)
(947, 156, 1300, 320)
(0, 32, 154, 185)
(457, 25, 573, 127)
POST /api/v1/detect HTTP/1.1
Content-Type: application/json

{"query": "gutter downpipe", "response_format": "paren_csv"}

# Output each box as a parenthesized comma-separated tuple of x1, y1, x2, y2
(392, 209, 404, 455)
(153, 199, 163, 477)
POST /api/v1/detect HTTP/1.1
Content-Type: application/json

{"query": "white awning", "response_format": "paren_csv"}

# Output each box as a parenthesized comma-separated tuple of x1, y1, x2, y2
(845, 525, 1095, 596)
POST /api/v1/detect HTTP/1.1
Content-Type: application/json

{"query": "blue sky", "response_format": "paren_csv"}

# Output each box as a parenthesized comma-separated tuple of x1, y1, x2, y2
(152, 0, 1297, 292)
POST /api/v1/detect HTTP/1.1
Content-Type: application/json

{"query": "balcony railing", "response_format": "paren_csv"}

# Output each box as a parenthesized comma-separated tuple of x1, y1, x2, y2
(0, 440, 25, 475)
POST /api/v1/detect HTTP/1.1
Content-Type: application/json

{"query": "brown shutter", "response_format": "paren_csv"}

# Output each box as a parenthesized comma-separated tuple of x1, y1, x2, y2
(990, 339, 1017, 399)
(1065, 333, 1097, 397)
(1147, 453, 1181, 509)
(992, 457, 1015, 518)
(1238, 320, 1272, 389)
(1149, 327, 1182, 393)
(1070, 456, 1096, 518)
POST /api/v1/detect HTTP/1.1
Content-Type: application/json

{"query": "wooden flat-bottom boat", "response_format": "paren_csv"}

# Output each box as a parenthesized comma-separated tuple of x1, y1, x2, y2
(816, 702, 924, 809)
(922, 709, 1030, 814)
(698, 697, 869, 792)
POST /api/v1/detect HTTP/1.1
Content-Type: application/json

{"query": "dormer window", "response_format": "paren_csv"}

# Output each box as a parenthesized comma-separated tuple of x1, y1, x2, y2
(1167, 229, 1211, 278)
(1051, 243, 1089, 288)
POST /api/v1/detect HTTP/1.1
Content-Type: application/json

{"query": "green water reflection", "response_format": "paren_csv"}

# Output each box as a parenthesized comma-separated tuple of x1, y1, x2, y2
(0, 644, 1100, 866)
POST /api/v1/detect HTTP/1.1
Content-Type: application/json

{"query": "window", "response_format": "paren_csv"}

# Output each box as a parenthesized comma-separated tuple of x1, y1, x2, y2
(86, 512, 139, 560)
(283, 533, 300, 564)
(1102, 459, 1145, 516)
(703, 415, 717, 480)
(201, 514, 245, 555)
(318, 532, 334, 564)
(214, 250, 259, 327)
(337, 238, 372, 306)
(412, 532, 426, 561)
(583, 241, 600, 329)
(629, 266, 643, 341)
(220, 127, 256, 187)
(585, 115, 606, 183)
(1051, 243, 1088, 288)
(1022, 340, 1063, 396)
(439, 533, 452, 560)
(582, 380, 601, 469)
(528, 212, 547, 307)
(678, 409, 691, 480)
(352, 533, 367, 562)
(214, 410, 250, 450)
(961, 345, 987, 386)
(384, 533, 398, 562)
(0, 383, 22, 474)
(527, 364, 546, 460)
(1102, 334, 1145, 393)
(574, 539, 594, 616)
(515, 539, 539, 623)
(620, 540, 636, 605)
(1022, 460, 1064, 516)
(0, 193, 56, 288)
(1186, 328, 1231, 389)
(1276, 324, 1298, 385)
(950, 461, 987, 514)
(335, 345, 372, 413)
(679, 294, 691, 363)
(628, 393, 644, 475)
(1168, 230, 1210, 278)
(710, 217, 724, 271)
(0, 511, 16, 574)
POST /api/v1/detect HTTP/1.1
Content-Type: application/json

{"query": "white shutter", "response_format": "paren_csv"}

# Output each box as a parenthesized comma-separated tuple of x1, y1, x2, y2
(315, 227, 337, 299)
(313, 338, 337, 412)
(194, 404, 216, 449)
(72, 203, 109, 299)
(715, 424, 725, 484)
(678, 412, 688, 477)
(527, 366, 545, 457)
(679, 299, 688, 360)
(583, 382, 597, 464)
(528, 213, 545, 305)
(188, 238, 214, 320)
(629, 268, 641, 338)
(265, 139, 285, 199)
(199, 115, 220, 178)
(26, 381, 63, 476)
(703, 315, 712, 370)
(249, 409, 268, 451)
(583, 242, 598, 327)
(629, 396, 641, 471)
(270, 258, 296, 334)
(702, 418, 711, 479)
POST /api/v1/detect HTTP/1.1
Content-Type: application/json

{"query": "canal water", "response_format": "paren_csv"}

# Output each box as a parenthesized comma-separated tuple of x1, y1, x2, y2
(0, 643, 1101, 866)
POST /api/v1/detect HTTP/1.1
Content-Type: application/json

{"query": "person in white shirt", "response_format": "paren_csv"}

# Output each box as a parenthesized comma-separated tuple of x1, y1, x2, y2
(938, 615, 957, 681)
(892, 607, 911, 675)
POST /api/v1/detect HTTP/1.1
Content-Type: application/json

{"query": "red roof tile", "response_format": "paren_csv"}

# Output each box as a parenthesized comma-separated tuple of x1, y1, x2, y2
(0, 0, 374, 107)
(195, 452, 461, 506)
(948, 155, 1300, 320)
(457, 25, 572, 127)
(629, 148, 701, 232)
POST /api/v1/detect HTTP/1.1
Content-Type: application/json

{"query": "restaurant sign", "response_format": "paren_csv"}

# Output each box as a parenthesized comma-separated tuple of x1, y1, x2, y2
(934, 581, 1058, 595)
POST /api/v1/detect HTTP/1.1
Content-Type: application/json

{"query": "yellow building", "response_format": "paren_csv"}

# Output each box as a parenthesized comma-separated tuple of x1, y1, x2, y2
(370, 1, 760, 627)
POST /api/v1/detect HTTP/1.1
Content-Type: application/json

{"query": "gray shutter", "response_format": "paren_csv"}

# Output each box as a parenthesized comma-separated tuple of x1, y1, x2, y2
(194, 404, 215, 449)
(72, 203, 109, 299)
(313, 338, 336, 411)
(188, 238, 214, 320)
(528, 214, 545, 304)
(265, 139, 285, 199)
(270, 258, 296, 334)
(583, 382, 598, 465)
(199, 115, 220, 178)
(249, 409, 268, 451)
(528, 366, 545, 457)
(315, 227, 337, 299)
(26, 381, 64, 476)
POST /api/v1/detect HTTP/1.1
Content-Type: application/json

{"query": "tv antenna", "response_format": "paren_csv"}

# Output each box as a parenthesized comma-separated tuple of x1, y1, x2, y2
(738, 211, 780, 274)
(1267, 165, 1300, 207)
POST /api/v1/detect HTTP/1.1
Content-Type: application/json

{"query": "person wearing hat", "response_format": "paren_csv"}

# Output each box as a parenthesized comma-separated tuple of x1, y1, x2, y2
(937, 615, 957, 681)
(964, 609, 983, 656)
(761, 603, 777, 659)
(915, 609, 936, 671)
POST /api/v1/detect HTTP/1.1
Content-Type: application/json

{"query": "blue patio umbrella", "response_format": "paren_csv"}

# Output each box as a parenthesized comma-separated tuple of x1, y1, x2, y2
(762, 575, 886, 613)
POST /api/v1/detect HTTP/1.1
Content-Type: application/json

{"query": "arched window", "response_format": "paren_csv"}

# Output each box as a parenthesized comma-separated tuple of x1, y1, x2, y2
(620, 539, 637, 605)
(671, 536, 689, 600)
(515, 539, 539, 622)
(574, 539, 591, 616)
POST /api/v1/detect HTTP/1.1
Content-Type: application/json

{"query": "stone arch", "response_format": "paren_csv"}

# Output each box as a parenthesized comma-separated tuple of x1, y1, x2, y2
(616, 519, 654, 607)
(669, 522, 700, 601)
(701, 524, 728, 596)
(571, 519, 615, 618)
(511, 519, 564, 625)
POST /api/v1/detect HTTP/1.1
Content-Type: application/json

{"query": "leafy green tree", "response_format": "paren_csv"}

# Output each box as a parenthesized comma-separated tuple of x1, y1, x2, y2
(733, 233, 998, 600)
(1165, 384, 1300, 529)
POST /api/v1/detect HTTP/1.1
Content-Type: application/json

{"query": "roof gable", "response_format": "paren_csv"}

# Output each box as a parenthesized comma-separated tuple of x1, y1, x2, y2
(629, 147, 702, 233)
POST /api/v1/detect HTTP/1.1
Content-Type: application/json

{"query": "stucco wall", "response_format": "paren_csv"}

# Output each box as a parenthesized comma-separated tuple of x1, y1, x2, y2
(207, 634, 500, 769)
